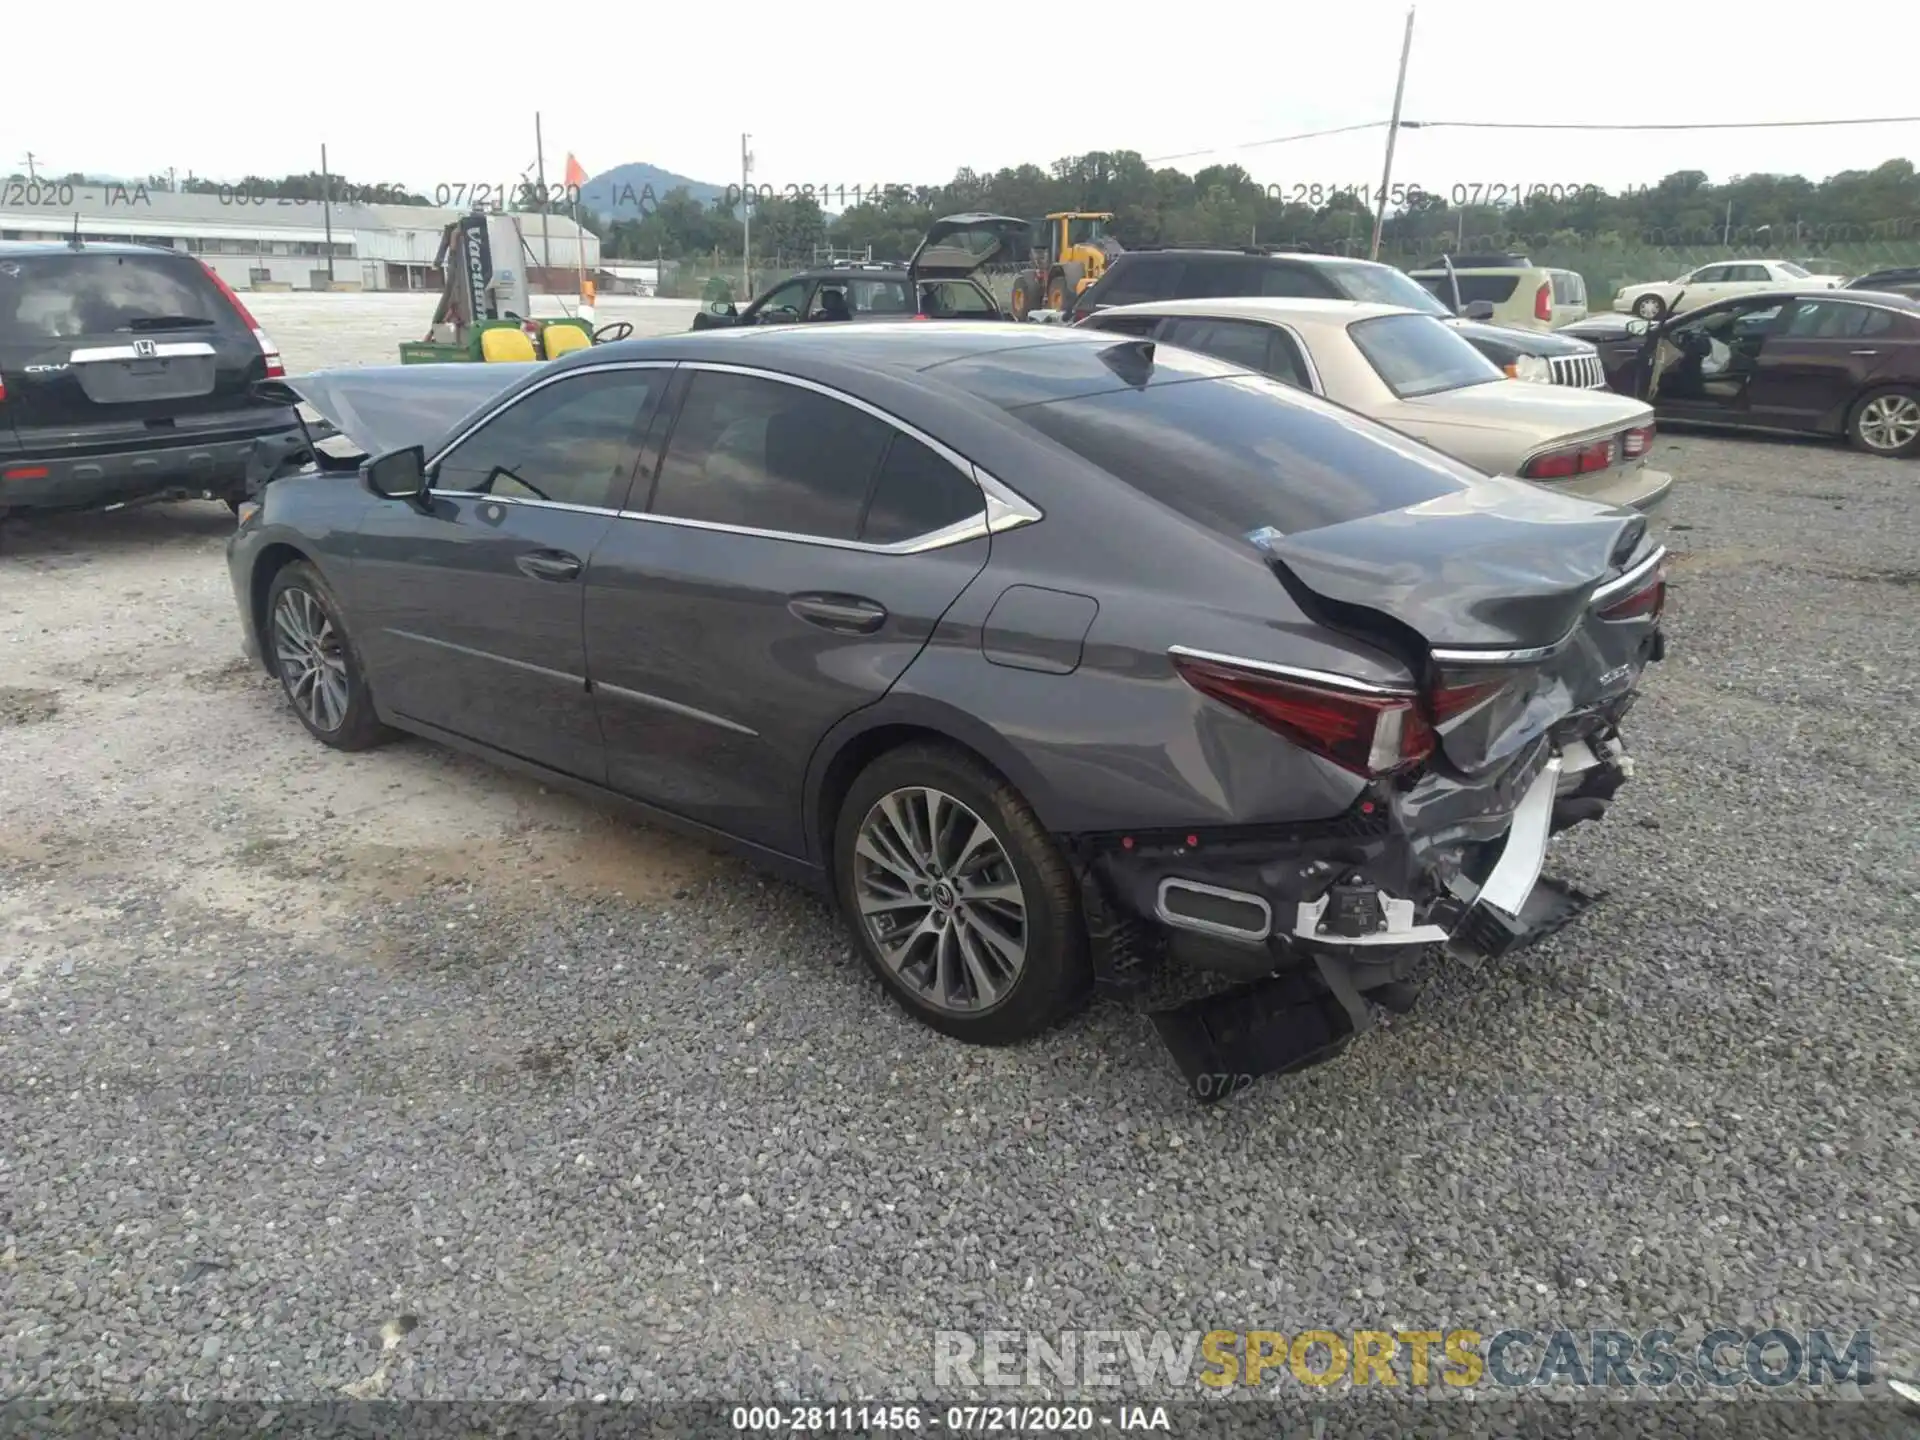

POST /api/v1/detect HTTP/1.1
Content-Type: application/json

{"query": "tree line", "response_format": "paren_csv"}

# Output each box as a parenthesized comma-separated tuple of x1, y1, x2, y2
(13, 155, 1917, 263)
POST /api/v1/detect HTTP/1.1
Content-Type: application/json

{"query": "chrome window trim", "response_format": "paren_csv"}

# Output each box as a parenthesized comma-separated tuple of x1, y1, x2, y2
(1167, 645, 1416, 697)
(423, 489, 623, 517)
(620, 360, 1044, 554)
(417, 356, 1046, 554)
(69, 340, 218, 362)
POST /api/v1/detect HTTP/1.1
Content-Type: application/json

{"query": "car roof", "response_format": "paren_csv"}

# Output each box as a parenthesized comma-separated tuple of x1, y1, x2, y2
(1115, 249, 1383, 269)
(1698, 288, 1920, 310)
(1089, 295, 1420, 327)
(567, 320, 1244, 404)
(784, 265, 909, 281)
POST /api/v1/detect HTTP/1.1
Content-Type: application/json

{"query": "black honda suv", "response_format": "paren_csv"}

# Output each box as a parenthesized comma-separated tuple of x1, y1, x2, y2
(1066, 246, 1608, 388)
(0, 242, 299, 520)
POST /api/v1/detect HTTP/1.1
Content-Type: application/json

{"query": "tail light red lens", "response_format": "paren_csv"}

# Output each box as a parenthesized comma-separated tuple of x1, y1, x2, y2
(1597, 565, 1668, 622)
(1171, 653, 1433, 778)
(1535, 281, 1552, 322)
(200, 261, 285, 378)
(1622, 423, 1655, 458)
(1523, 438, 1614, 479)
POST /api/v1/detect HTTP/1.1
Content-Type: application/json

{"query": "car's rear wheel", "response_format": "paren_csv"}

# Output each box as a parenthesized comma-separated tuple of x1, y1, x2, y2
(1847, 386, 1920, 458)
(1632, 294, 1667, 320)
(834, 742, 1090, 1045)
(265, 561, 393, 751)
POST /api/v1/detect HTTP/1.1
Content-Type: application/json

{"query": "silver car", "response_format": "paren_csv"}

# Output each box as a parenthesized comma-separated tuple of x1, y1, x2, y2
(1078, 297, 1673, 514)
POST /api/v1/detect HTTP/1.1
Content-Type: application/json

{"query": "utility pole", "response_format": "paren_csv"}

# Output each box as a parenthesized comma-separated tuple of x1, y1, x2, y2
(321, 144, 335, 284)
(19, 152, 39, 182)
(1370, 5, 1416, 262)
(535, 112, 554, 286)
(1723, 198, 1733, 247)
(741, 133, 754, 302)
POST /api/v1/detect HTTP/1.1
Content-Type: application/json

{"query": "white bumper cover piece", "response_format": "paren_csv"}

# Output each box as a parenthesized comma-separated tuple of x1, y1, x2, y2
(1291, 754, 1566, 947)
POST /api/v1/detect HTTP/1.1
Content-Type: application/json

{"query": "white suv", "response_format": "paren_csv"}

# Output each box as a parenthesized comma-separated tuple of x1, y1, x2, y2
(1407, 255, 1589, 332)
(1612, 259, 1845, 320)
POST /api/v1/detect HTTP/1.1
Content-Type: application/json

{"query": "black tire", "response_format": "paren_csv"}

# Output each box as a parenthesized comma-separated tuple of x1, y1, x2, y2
(1846, 385, 1920, 458)
(263, 560, 394, 751)
(1632, 293, 1667, 321)
(833, 741, 1090, 1045)
(1048, 264, 1084, 314)
(1010, 273, 1042, 321)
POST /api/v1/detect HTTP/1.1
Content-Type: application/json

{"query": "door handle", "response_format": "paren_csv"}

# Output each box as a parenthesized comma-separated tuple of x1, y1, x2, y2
(1850, 349, 1880, 356)
(788, 593, 887, 634)
(516, 550, 583, 581)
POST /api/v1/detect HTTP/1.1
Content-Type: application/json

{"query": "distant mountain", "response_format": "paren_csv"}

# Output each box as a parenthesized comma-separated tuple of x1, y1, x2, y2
(581, 163, 726, 218)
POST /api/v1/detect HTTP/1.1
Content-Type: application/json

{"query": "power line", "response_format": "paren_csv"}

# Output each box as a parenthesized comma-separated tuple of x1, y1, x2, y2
(1143, 121, 1386, 165)
(1402, 115, 1920, 132)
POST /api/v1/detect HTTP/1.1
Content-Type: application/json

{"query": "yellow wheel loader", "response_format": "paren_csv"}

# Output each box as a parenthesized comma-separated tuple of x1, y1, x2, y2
(1008, 211, 1121, 321)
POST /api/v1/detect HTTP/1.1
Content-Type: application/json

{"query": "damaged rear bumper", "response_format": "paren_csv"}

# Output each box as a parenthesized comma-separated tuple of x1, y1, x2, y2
(1072, 725, 1634, 1100)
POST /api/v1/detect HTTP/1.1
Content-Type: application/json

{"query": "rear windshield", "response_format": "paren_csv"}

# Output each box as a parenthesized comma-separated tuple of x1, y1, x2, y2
(1348, 313, 1505, 398)
(1317, 261, 1453, 315)
(1415, 273, 1521, 305)
(0, 252, 230, 342)
(1007, 372, 1474, 537)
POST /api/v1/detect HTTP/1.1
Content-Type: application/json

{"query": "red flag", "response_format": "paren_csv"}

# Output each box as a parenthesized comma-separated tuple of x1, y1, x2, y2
(563, 153, 587, 189)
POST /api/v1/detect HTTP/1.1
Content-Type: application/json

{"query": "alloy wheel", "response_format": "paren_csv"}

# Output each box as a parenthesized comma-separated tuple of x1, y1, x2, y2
(1857, 393, 1920, 452)
(1634, 295, 1664, 320)
(272, 586, 350, 733)
(851, 786, 1029, 1015)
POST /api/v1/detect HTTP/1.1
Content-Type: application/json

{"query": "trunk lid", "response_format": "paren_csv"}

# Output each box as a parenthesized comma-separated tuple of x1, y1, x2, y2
(1254, 476, 1661, 774)
(906, 214, 1031, 285)
(0, 249, 287, 455)
(280, 363, 539, 457)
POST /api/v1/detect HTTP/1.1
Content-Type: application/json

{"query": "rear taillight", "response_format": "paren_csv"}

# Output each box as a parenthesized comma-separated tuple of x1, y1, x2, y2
(1596, 564, 1668, 622)
(1622, 423, 1655, 458)
(1171, 652, 1432, 778)
(1535, 281, 1552, 322)
(1523, 438, 1614, 479)
(200, 261, 285, 378)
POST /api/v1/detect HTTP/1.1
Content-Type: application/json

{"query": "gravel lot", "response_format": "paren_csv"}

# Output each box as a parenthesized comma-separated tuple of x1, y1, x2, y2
(1, 295, 1916, 1425)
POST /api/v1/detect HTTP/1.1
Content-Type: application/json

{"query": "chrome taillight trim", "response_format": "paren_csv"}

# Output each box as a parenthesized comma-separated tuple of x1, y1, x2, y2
(1166, 646, 1417, 698)
(1589, 545, 1669, 609)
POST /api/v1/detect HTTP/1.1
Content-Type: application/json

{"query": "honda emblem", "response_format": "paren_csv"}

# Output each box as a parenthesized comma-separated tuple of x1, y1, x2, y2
(133, 339, 157, 358)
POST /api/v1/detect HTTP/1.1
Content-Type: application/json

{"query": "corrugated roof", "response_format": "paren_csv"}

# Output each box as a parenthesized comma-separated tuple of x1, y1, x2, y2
(0, 184, 594, 239)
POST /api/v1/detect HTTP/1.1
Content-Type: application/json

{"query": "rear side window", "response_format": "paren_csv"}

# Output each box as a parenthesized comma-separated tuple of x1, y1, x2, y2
(0, 253, 231, 341)
(1255, 264, 1341, 299)
(1441, 274, 1520, 304)
(1082, 313, 1162, 338)
(1550, 271, 1586, 305)
(1008, 373, 1473, 538)
(859, 433, 982, 544)
(1160, 317, 1311, 390)
(650, 371, 891, 538)
(1348, 313, 1504, 398)
(1096, 259, 1183, 306)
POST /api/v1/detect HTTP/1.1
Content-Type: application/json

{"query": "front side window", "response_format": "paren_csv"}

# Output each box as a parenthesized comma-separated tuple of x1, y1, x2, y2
(1776, 261, 1811, 279)
(1347, 313, 1505, 398)
(752, 279, 808, 321)
(434, 369, 660, 509)
(1320, 261, 1453, 315)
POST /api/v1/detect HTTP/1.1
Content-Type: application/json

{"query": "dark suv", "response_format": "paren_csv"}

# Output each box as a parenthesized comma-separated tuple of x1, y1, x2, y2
(0, 242, 298, 520)
(1066, 247, 1608, 389)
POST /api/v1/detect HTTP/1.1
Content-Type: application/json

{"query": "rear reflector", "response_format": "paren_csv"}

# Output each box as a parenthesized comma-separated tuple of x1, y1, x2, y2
(4, 466, 50, 481)
(1171, 651, 1432, 778)
(200, 261, 286, 378)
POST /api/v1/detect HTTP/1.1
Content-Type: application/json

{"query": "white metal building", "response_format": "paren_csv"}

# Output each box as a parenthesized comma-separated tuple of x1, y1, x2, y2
(0, 183, 600, 292)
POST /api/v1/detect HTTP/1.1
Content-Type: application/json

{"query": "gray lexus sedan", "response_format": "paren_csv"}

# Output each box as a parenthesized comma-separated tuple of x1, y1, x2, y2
(230, 323, 1667, 1098)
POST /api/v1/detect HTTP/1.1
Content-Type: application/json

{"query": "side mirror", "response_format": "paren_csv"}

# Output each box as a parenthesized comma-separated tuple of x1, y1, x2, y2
(1624, 318, 1651, 337)
(1462, 299, 1496, 321)
(363, 445, 427, 503)
(708, 299, 736, 316)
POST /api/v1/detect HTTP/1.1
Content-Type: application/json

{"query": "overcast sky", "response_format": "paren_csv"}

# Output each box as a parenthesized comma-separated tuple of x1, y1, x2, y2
(8, 0, 1917, 199)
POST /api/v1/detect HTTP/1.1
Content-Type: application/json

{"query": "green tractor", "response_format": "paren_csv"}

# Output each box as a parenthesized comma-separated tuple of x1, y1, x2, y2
(397, 209, 632, 364)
